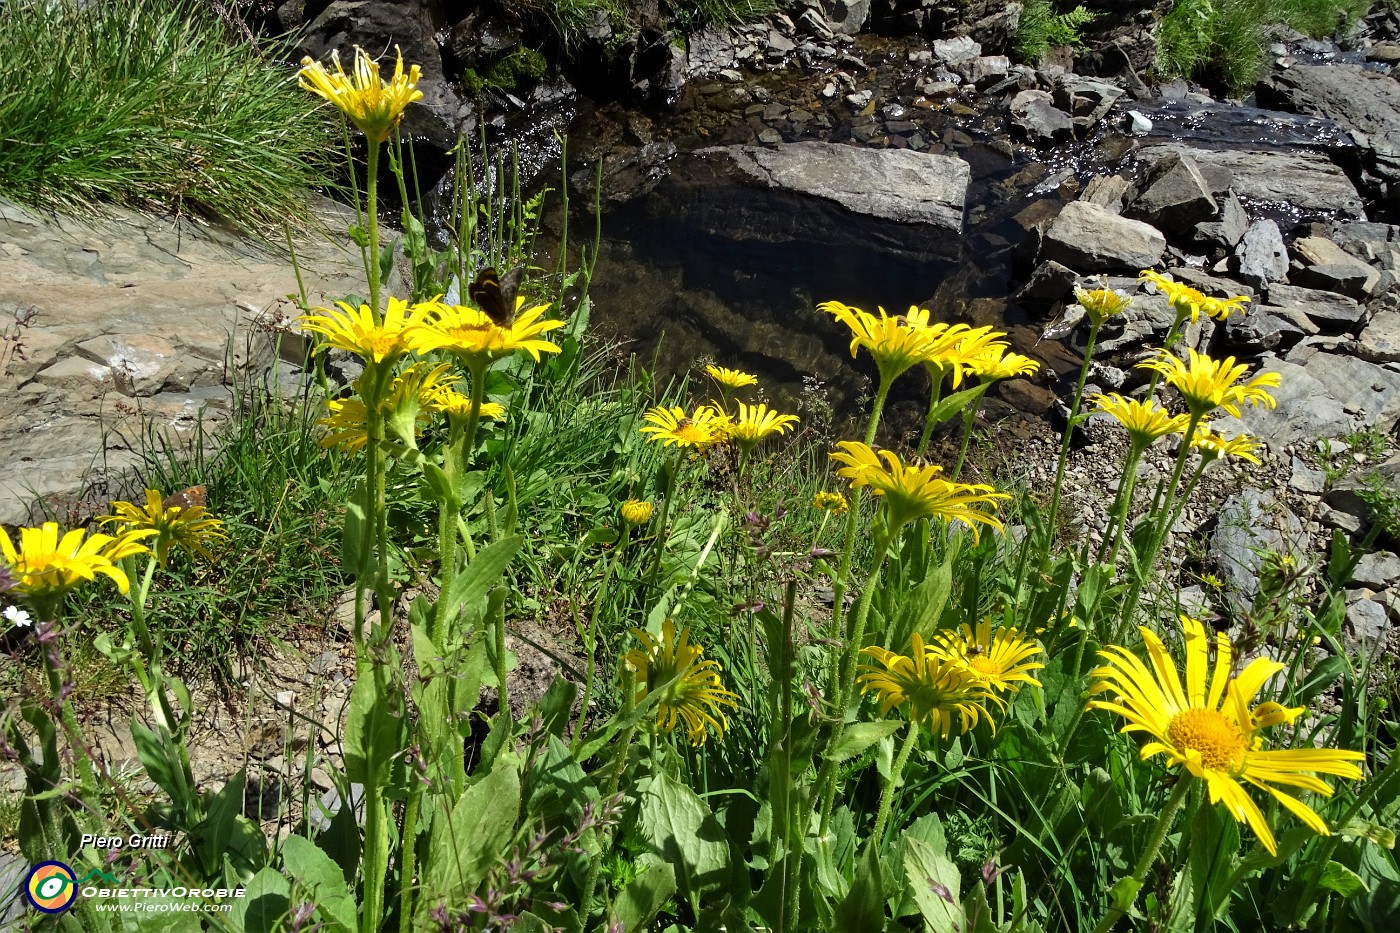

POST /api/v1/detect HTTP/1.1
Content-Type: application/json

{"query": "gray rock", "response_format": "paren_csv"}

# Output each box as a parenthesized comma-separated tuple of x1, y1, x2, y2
(1129, 151, 1218, 234)
(1211, 487, 1304, 603)
(1135, 144, 1366, 218)
(959, 55, 1010, 89)
(1039, 200, 1167, 272)
(1008, 89, 1074, 145)
(686, 26, 738, 75)
(1346, 592, 1391, 648)
(697, 141, 970, 230)
(1125, 110, 1153, 135)
(1266, 283, 1365, 327)
(932, 35, 981, 64)
(1294, 262, 1382, 300)
(798, 8, 835, 40)
(1223, 305, 1308, 352)
(1326, 454, 1400, 521)
(1195, 190, 1249, 249)
(1352, 550, 1400, 588)
(1082, 175, 1131, 214)
(1290, 456, 1329, 494)
(1236, 220, 1289, 291)
(1053, 76, 1124, 132)
(1214, 353, 1400, 449)
(1014, 260, 1077, 307)
(1358, 309, 1400, 363)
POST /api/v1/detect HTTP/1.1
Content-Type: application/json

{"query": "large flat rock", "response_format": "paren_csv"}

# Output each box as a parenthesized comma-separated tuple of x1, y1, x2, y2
(1134, 143, 1365, 218)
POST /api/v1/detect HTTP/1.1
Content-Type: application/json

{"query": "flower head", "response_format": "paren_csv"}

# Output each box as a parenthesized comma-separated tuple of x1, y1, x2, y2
(820, 301, 944, 385)
(1075, 286, 1132, 326)
(1138, 349, 1280, 418)
(829, 442, 1008, 539)
(433, 390, 507, 424)
(928, 620, 1044, 695)
(101, 489, 226, 566)
(0, 523, 153, 600)
(621, 499, 654, 526)
(407, 298, 564, 370)
(3, 605, 32, 628)
(966, 348, 1040, 382)
(1139, 271, 1250, 324)
(300, 296, 435, 370)
(639, 404, 731, 450)
(1188, 425, 1263, 464)
(298, 46, 424, 144)
(319, 397, 372, 451)
(812, 491, 849, 514)
(1092, 393, 1191, 447)
(727, 402, 799, 454)
(1088, 615, 1366, 855)
(858, 633, 998, 738)
(704, 365, 758, 389)
(920, 323, 1011, 388)
(624, 619, 739, 746)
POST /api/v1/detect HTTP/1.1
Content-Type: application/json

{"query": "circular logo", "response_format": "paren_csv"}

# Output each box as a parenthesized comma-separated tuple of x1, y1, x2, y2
(24, 861, 77, 914)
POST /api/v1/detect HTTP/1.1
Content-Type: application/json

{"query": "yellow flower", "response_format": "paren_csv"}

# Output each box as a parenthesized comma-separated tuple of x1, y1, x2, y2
(624, 619, 739, 746)
(727, 402, 799, 453)
(1188, 425, 1263, 464)
(967, 348, 1040, 382)
(858, 633, 998, 738)
(298, 46, 424, 144)
(101, 489, 226, 566)
(319, 397, 372, 451)
(704, 364, 758, 389)
(1137, 349, 1281, 418)
(812, 491, 849, 514)
(1075, 286, 1132, 326)
(639, 404, 731, 450)
(928, 620, 1044, 694)
(384, 362, 456, 445)
(300, 296, 435, 368)
(433, 390, 507, 423)
(1139, 270, 1251, 323)
(829, 442, 1008, 538)
(820, 301, 943, 384)
(621, 499, 654, 525)
(406, 298, 564, 368)
(1088, 615, 1366, 856)
(920, 323, 1011, 388)
(1199, 293, 1251, 321)
(1092, 393, 1191, 446)
(0, 523, 153, 599)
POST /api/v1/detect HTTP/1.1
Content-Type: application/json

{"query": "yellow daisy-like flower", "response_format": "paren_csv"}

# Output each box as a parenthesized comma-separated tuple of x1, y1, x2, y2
(319, 397, 372, 451)
(624, 619, 739, 746)
(1092, 393, 1191, 446)
(639, 404, 731, 450)
(704, 364, 758, 389)
(383, 362, 455, 446)
(928, 620, 1044, 695)
(300, 296, 435, 368)
(0, 523, 154, 599)
(1089, 616, 1366, 856)
(829, 442, 1008, 539)
(1075, 286, 1132, 326)
(101, 489, 226, 566)
(1199, 293, 1252, 321)
(433, 390, 507, 423)
(407, 297, 564, 368)
(298, 45, 424, 144)
(1139, 270, 1251, 323)
(858, 633, 998, 738)
(812, 491, 849, 514)
(621, 499, 654, 525)
(726, 402, 799, 454)
(967, 348, 1040, 382)
(820, 301, 943, 384)
(1188, 425, 1264, 464)
(1137, 349, 1281, 418)
(920, 323, 1011, 389)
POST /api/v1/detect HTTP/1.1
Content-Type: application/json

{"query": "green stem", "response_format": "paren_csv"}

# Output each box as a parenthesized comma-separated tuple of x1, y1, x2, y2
(869, 720, 919, 851)
(366, 142, 383, 326)
(951, 390, 987, 482)
(916, 369, 946, 458)
(1090, 775, 1193, 933)
(1101, 442, 1148, 570)
(1044, 323, 1100, 553)
(646, 453, 682, 591)
(398, 780, 422, 933)
(573, 526, 628, 747)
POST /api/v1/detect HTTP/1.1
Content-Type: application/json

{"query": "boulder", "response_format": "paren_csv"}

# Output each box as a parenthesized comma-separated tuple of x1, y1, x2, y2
(1210, 488, 1303, 603)
(1194, 190, 1248, 249)
(1008, 90, 1074, 145)
(1222, 307, 1309, 352)
(1081, 175, 1131, 214)
(1127, 151, 1217, 234)
(1039, 200, 1166, 272)
(1134, 144, 1365, 218)
(1346, 592, 1391, 648)
(1052, 76, 1125, 132)
(1236, 220, 1289, 291)
(1291, 236, 1382, 299)
(1214, 352, 1400, 448)
(1358, 309, 1400, 363)
(1014, 260, 1077, 308)
(1266, 283, 1365, 327)
(821, 0, 871, 36)
(1352, 551, 1400, 589)
(931, 35, 981, 64)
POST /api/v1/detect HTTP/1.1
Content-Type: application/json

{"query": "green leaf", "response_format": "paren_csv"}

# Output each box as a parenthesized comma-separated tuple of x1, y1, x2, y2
(228, 866, 291, 933)
(440, 534, 523, 625)
(424, 758, 521, 899)
(827, 721, 904, 763)
(924, 382, 992, 430)
(342, 672, 404, 786)
(340, 479, 369, 578)
(1319, 860, 1370, 896)
(833, 844, 884, 932)
(1297, 656, 1348, 706)
(1187, 799, 1238, 926)
(610, 855, 677, 933)
(191, 769, 264, 876)
(638, 771, 732, 911)
(281, 836, 356, 933)
(905, 836, 961, 933)
(131, 721, 195, 817)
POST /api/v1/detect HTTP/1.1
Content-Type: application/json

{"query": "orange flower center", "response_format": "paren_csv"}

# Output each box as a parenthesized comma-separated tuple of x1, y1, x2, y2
(967, 655, 999, 678)
(1167, 708, 1247, 773)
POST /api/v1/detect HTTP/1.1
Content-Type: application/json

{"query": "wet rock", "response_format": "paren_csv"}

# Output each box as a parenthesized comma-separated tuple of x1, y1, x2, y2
(577, 141, 678, 203)
(932, 35, 981, 64)
(1039, 200, 1166, 273)
(1053, 76, 1125, 132)
(1127, 151, 1217, 234)
(1214, 352, 1400, 449)
(798, 8, 836, 40)
(1014, 260, 1077, 308)
(1266, 283, 1365, 327)
(1352, 550, 1400, 588)
(1236, 220, 1289, 291)
(1008, 90, 1073, 145)
(1134, 144, 1365, 218)
(1211, 487, 1303, 603)
(821, 0, 871, 36)
(1358, 309, 1400, 362)
(956, 55, 1011, 90)
(1125, 110, 1153, 135)
(1081, 175, 1131, 214)
(686, 26, 739, 76)
(1291, 236, 1382, 299)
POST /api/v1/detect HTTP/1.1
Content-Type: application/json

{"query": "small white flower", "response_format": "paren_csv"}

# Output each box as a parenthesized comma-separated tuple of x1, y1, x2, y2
(3, 605, 32, 628)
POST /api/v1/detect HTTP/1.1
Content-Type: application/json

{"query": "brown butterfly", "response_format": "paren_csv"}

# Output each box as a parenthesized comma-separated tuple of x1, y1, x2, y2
(468, 266, 523, 326)
(162, 485, 206, 512)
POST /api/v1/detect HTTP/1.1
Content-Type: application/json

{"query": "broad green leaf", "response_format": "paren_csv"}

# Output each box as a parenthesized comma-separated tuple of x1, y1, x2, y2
(610, 855, 677, 933)
(281, 836, 355, 933)
(924, 382, 991, 430)
(131, 721, 194, 816)
(1319, 860, 1369, 896)
(342, 673, 403, 786)
(1187, 795, 1238, 924)
(827, 721, 904, 763)
(228, 866, 290, 933)
(905, 836, 960, 933)
(424, 758, 521, 900)
(833, 844, 884, 932)
(339, 480, 369, 577)
(191, 769, 264, 876)
(440, 534, 523, 625)
(639, 771, 732, 911)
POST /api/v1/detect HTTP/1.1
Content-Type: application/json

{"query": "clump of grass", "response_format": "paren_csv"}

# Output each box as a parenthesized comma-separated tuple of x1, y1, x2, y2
(0, 0, 332, 232)
(1016, 0, 1098, 63)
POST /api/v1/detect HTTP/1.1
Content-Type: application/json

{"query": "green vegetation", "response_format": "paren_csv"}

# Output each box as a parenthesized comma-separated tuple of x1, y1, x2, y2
(1015, 1, 1098, 63)
(1158, 0, 1375, 94)
(0, 0, 330, 232)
